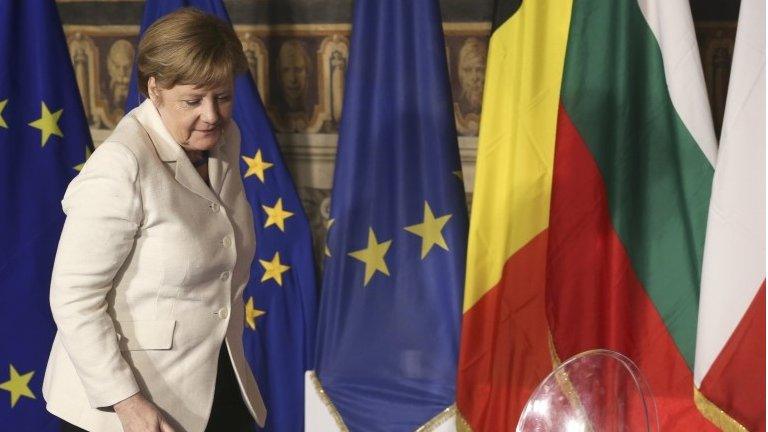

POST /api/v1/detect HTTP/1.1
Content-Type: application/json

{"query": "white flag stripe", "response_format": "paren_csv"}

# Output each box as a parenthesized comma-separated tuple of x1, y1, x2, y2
(637, 0, 718, 166)
(693, 0, 766, 385)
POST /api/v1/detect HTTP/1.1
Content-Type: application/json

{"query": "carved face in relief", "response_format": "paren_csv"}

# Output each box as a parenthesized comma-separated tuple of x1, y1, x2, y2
(107, 40, 135, 108)
(457, 38, 487, 113)
(278, 40, 310, 112)
(241, 33, 260, 84)
(330, 50, 346, 68)
(244, 48, 259, 82)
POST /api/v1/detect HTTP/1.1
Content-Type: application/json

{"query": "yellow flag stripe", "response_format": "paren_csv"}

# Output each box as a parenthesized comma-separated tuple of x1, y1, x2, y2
(463, 0, 573, 313)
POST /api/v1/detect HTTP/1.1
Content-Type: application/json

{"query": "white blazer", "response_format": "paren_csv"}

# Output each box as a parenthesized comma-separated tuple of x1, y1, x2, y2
(42, 100, 266, 432)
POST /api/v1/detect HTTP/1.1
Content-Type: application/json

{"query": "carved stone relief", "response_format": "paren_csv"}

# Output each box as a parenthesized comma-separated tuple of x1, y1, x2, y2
(63, 20, 735, 264)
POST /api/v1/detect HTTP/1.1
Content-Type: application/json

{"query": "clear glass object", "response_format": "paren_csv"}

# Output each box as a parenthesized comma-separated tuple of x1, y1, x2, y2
(517, 349, 659, 432)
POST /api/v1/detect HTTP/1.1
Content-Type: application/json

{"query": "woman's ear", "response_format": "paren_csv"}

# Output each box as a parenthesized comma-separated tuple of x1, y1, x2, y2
(147, 77, 159, 104)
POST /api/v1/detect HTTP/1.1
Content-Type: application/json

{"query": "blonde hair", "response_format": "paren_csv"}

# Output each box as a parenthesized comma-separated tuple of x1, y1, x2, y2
(137, 7, 247, 96)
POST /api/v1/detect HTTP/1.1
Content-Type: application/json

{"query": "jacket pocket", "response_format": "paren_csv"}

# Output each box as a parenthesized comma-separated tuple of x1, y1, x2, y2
(115, 319, 176, 351)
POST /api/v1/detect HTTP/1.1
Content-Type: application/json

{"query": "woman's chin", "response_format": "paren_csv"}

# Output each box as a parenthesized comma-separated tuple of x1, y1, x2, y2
(186, 134, 221, 151)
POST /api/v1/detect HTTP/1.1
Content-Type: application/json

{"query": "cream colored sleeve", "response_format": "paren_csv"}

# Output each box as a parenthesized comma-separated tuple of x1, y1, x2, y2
(49, 140, 142, 408)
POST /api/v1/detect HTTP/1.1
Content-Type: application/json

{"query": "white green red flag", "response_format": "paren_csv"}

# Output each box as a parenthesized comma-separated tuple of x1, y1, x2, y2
(694, 0, 766, 429)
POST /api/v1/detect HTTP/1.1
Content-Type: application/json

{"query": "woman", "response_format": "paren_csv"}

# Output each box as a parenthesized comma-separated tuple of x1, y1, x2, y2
(42, 8, 266, 432)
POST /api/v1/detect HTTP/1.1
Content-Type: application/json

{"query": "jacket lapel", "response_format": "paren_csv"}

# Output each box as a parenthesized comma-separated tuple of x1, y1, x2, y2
(174, 156, 219, 204)
(208, 143, 229, 198)
(132, 100, 221, 204)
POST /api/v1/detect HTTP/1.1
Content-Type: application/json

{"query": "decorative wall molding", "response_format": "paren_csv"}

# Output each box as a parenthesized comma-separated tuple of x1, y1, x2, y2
(71, 13, 736, 264)
(64, 24, 493, 136)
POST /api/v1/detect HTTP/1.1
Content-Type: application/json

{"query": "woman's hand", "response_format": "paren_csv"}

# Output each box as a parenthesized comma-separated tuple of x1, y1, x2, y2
(113, 393, 177, 432)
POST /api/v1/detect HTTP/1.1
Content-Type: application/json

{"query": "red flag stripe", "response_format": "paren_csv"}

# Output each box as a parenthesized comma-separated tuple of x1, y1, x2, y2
(699, 282, 766, 431)
(457, 230, 552, 431)
(546, 105, 715, 429)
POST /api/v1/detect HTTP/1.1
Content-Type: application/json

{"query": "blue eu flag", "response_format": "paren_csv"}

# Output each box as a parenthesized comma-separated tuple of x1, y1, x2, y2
(0, 0, 93, 430)
(126, 2, 318, 431)
(314, 0, 468, 430)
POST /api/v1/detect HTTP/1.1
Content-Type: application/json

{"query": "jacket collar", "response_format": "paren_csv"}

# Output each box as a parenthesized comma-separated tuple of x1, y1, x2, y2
(132, 99, 183, 163)
(130, 99, 230, 203)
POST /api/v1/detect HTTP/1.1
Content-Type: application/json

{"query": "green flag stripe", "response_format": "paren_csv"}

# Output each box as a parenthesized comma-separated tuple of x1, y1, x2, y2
(560, 0, 713, 368)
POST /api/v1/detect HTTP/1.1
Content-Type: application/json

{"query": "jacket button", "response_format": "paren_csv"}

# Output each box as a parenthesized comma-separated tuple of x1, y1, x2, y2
(222, 237, 232, 247)
(210, 202, 220, 212)
(220, 271, 231, 281)
(217, 307, 229, 320)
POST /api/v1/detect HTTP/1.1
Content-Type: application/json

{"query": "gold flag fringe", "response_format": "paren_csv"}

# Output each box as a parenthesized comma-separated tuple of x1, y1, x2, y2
(415, 404, 458, 432)
(310, 371, 462, 431)
(547, 330, 595, 432)
(694, 386, 749, 432)
(309, 371, 350, 431)
(455, 408, 473, 431)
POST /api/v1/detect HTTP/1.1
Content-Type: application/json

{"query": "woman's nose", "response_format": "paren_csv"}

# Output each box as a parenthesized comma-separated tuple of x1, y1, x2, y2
(201, 100, 220, 125)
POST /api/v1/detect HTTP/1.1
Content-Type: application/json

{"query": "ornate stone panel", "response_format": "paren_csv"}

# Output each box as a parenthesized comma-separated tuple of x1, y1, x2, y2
(59, 1, 737, 265)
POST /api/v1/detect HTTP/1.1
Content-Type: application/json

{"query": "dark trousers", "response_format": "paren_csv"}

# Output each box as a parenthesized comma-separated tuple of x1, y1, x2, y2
(61, 344, 254, 432)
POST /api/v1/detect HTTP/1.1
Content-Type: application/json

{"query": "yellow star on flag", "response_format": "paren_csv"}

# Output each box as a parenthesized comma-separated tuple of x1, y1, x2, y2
(260, 252, 290, 286)
(74, 144, 93, 172)
(404, 202, 452, 259)
(0, 365, 35, 408)
(244, 297, 266, 330)
(242, 149, 273, 183)
(262, 198, 294, 232)
(348, 228, 392, 286)
(0, 99, 8, 129)
(28, 101, 63, 147)
(324, 218, 335, 257)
